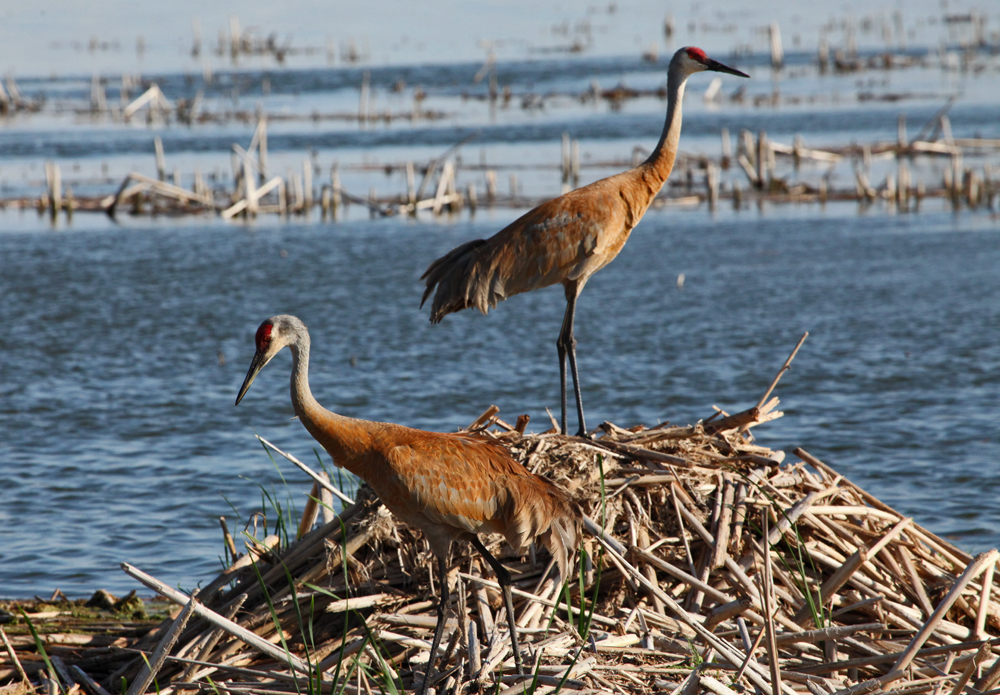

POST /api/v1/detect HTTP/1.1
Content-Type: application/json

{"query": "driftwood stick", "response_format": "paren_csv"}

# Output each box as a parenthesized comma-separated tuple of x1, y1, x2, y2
(702, 675, 744, 695)
(705, 399, 783, 436)
(605, 473, 690, 489)
(45, 162, 62, 216)
(268, 519, 380, 604)
(669, 669, 701, 695)
(70, 666, 113, 695)
(975, 560, 996, 639)
(102, 174, 136, 215)
(318, 471, 336, 524)
(198, 537, 283, 605)
(256, 435, 354, 505)
(733, 623, 768, 684)
(161, 654, 300, 686)
(891, 550, 1000, 674)
(39, 670, 59, 695)
(177, 594, 248, 685)
(775, 623, 884, 646)
(466, 405, 500, 431)
(636, 523, 665, 614)
(760, 512, 783, 695)
(671, 485, 698, 578)
(325, 594, 391, 614)
(298, 481, 321, 539)
(706, 597, 754, 628)
(219, 516, 238, 560)
(792, 638, 1000, 676)
(268, 497, 364, 574)
(711, 475, 736, 570)
(119, 172, 213, 206)
(120, 563, 312, 675)
(880, 596, 971, 642)
(731, 482, 748, 558)
(0, 627, 29, 684)
(743, 332, 808, 431)
(48, 655, 76, 690)
(467, 619, 481, 681)
(829, 595, 884, 619)
(221, 176, 282, 219)
(947, 642, 993, 695)
(827, 673, 905, 695)
(380, 613, 458, 631)
(154, 137, 166, 181)
(123, 85, 166, 120)
(468, 559, 496, 643)
(907, 525, 972, 572)
(974, 653, 1000, 692)
(126, 597, 196, 695)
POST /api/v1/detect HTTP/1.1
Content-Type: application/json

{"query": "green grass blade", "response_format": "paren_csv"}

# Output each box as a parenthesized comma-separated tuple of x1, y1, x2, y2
(19, 608, 60, 694)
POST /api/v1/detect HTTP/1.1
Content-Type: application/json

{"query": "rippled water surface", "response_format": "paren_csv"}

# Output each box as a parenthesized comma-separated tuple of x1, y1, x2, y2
(1, 0, 999, 597)
(2, 206, 998, 596)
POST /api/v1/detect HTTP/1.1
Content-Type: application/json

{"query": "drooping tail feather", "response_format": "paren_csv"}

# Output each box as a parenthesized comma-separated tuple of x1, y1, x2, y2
(503, 476, 579, 585)
(420, 238, 497, 323)
(539, 507, 578, 584)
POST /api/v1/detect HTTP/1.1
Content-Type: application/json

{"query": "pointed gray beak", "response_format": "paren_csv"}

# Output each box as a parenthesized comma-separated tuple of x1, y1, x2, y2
(707, 58, 749, 78)
(235, 350, 267, 406)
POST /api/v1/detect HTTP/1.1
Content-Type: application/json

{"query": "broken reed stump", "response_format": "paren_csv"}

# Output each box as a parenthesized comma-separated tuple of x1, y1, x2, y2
(4, 402, 999, 695)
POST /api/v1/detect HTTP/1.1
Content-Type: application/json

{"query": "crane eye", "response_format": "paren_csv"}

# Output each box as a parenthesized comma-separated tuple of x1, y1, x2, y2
(685, 47, 707, 63)
(255, 324, 274, 352)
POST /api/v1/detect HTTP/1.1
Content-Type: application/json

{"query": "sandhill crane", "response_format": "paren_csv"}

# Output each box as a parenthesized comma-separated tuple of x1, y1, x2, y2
(235, 314, 578, 691)
(422, 47, 748, 436)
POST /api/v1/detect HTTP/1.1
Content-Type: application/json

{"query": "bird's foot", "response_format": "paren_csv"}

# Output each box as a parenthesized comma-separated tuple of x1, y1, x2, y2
(575, 429, 593, 440)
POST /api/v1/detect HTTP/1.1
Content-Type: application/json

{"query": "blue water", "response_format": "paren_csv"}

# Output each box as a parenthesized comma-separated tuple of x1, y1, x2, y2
(1, 0, 999, 597)
(1, 203, 998, 597)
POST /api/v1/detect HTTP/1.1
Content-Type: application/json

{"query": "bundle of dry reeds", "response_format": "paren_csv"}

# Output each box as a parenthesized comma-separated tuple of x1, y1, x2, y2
(5, 385, 998, 695)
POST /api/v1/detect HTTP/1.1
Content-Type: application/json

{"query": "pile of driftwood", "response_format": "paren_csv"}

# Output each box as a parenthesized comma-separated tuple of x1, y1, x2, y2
(3, 388, 1000, 695)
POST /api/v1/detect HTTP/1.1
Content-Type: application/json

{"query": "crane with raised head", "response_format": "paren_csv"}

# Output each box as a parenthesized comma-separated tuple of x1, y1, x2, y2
(235, 314, 578, 693)
(421, 47, 749, 436)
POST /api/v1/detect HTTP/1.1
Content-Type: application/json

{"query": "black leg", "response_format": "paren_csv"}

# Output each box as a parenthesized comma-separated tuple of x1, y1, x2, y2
(557, 308, 570, 436)
(470, 537, 524, 676)
(557, 290, 587, 437)
(419, 555, 449, 695)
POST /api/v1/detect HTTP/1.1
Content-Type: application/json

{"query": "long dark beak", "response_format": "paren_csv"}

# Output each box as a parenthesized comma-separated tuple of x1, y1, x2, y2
(235, 350, 267, 406)
(707, 58, 749, 78)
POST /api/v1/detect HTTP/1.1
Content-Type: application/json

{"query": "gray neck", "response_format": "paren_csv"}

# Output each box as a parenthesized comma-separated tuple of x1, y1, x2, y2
(644, 63, 688, 171)
(282, 328, 369, 471)
(288, 332, 318, 417)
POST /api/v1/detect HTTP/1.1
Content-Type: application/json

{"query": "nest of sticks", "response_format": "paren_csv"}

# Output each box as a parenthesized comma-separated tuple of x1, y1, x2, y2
(4, 398, 1000, 695)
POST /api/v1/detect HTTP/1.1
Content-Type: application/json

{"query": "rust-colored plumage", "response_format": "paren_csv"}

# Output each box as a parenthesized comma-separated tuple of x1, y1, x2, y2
(422, 47, 749, 436)
(235, 314, 577, 690)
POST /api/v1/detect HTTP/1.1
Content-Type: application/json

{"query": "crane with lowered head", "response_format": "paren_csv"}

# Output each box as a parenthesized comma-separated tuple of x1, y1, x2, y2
(235, 314, 579, 692)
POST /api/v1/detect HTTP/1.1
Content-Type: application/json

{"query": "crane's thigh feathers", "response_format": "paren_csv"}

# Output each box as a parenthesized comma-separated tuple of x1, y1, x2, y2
(367, 431, 578, 580)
